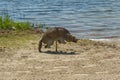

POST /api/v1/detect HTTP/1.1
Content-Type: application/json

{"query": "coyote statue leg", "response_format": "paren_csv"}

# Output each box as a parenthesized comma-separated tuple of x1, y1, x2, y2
(55, 40, 58, 52)
(45, 40, 54, 48)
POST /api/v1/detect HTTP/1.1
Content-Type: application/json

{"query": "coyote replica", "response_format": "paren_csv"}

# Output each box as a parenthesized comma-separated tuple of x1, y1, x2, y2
(38, 27, 77, 52)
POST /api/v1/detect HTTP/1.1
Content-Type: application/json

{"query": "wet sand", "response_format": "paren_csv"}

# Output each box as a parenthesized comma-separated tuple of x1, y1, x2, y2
(0, 39, 120, 80)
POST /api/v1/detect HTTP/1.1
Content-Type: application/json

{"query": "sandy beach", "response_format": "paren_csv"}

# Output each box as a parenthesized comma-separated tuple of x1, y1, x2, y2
(0, 37, 120, 80)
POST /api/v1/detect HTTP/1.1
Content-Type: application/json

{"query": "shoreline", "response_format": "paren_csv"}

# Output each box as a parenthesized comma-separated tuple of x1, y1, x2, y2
(90, 38, 120, 42)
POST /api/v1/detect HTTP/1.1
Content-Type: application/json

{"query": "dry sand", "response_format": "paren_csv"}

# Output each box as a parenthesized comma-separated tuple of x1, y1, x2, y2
(0, 39, 120, 80)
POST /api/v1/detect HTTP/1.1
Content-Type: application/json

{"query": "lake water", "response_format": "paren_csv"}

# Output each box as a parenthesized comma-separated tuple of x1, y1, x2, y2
(0, 0, 120, 39)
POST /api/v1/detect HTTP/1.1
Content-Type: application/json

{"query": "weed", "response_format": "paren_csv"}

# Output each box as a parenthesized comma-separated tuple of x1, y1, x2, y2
(0, 14, 31, 30)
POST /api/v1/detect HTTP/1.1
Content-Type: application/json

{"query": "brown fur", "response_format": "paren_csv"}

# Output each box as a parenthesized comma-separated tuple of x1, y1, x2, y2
(38, 27, 77, 52)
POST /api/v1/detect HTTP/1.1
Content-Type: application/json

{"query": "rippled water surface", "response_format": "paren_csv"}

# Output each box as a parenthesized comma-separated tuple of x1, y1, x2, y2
(0, 0, 120, 39)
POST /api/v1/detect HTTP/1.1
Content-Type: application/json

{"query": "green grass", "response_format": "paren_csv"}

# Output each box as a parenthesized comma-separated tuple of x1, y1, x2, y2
(0, 15, 32, 30)
(0, 31, 41, 48)
(0, 14, 47, 31)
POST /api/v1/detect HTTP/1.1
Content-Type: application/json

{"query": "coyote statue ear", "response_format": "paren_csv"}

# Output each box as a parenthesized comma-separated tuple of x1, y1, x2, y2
(71, 35, 78, 43)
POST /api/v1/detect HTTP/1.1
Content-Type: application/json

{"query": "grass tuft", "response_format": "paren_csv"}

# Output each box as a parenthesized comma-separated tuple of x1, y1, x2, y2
(0, 14, 47, 31)
(0, 14, 32, 30)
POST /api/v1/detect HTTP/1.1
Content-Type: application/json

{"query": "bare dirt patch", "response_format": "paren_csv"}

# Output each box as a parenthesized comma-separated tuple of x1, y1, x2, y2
(0, 39, 120, 80)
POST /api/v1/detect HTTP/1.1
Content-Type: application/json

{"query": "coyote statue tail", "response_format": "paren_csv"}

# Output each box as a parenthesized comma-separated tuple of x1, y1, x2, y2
(38, 39, 42, 52)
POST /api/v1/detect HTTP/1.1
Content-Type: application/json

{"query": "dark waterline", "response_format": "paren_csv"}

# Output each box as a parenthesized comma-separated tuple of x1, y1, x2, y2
(0, 0, 120, 39)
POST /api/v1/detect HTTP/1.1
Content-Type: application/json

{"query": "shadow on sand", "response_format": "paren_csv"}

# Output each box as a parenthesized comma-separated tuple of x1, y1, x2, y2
(44, 51, 78, 55)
